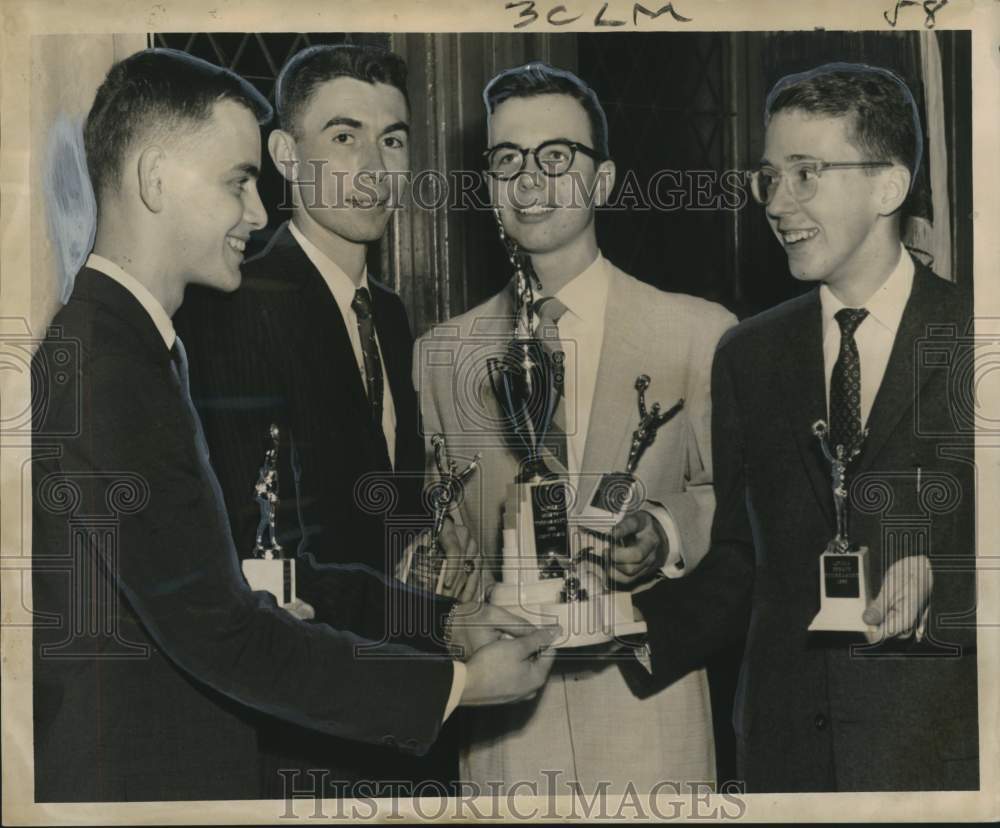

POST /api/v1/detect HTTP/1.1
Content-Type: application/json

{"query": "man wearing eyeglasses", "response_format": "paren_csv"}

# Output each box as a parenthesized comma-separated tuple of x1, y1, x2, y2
(631, 63, 978, 792)
(415, 62, 736, 792)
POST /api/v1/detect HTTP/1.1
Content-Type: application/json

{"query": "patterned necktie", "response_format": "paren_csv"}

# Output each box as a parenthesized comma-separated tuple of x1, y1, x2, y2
(351, 287, 385, 433)
(532, 296, 570, 470)
(829, 307, 870, 456)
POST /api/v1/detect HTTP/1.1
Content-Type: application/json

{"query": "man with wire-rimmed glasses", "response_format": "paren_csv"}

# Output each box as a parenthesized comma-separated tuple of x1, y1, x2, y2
(415, 61, 736, 793)
(637, 62, 978, 792)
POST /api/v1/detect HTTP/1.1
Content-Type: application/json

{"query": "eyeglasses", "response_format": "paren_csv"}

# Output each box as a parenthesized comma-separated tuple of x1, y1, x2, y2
(483, 139, 603, 179)
(749, 160, 894, 206)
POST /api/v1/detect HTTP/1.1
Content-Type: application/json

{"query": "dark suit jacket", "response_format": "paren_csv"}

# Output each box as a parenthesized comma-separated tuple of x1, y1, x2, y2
(177, 221, 424, 571)
(32, 268, 455, 802)
(175, 222, 453, 794)
(630, 262, 979, 792)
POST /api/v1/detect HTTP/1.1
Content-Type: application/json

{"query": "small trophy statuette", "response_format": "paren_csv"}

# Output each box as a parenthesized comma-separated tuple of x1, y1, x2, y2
(583, 374, 684, 527)
(400, 434, 480, 594)
(242, 424, 297, 606)
(808, 419, 872, 633)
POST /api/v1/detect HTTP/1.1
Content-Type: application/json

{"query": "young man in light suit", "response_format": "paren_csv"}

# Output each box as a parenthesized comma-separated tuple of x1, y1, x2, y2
(633, 63, 978, 792)
(415, 62, 736, 792)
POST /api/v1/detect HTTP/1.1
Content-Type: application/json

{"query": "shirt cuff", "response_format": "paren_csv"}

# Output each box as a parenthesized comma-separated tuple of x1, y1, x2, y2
(644, 500, 685, 578)
(443, 661, 466, 721)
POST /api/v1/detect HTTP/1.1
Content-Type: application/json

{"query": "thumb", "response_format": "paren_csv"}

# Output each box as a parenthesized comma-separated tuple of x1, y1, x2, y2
(513, 625, 562, 658)
(611, 512, 642, 541)
(862, 591, 884, 627)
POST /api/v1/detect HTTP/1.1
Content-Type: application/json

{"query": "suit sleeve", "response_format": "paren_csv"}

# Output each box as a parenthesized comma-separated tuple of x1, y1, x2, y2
(68, 352, 454, 755)
(625, 340, 754, 692)
(643, 309, 737, 573)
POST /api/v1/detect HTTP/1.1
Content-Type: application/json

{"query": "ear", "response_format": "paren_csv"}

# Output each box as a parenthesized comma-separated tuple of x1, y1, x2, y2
(137, 146, 166, 213)
(878, 164, 911, 216)
(268, 129, 299, 183)
(592, 159, 617, 208)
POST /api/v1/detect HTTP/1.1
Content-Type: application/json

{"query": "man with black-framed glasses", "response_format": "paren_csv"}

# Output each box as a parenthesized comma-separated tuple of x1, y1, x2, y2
(634, 62, 978, 792)
(415, 61, 736, 793)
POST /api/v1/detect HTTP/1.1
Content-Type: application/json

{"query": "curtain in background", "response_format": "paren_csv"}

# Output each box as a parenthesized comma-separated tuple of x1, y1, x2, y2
(904, 30, 953, 281)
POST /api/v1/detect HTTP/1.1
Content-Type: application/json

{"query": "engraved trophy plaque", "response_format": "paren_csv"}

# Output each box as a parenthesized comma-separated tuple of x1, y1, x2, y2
(241, 424, 297, 606)
(807, 419, 872, 632)
(581, 374, 684, 529)
(399, 434, 480, 594)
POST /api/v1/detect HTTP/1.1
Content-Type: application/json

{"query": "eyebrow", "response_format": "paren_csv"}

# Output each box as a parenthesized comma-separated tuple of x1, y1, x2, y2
(319, 116, 410, 136)
(759, 153, 821, 166)
(380, 121, 409, 137)
(321, 116, 363, 132)
(229, 162, 260, 178)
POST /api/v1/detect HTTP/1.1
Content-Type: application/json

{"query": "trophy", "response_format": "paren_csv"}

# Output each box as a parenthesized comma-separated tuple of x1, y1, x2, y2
(581, 375, 684, 529)
(485, 211, 641, 646)
(807, 420, 872, 632)
(241, 424, 297, 607)
(399, 434, 481, 594)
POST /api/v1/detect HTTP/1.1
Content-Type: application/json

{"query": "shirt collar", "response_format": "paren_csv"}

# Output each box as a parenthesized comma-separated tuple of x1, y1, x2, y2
(549, 252, 609, 327)
(85, 253, 176, 350)
(819, 243, 915, 337)
(289, 220, 370, 312)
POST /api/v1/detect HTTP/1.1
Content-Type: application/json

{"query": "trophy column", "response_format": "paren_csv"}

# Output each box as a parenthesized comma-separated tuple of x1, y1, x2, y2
(808, 420, 873, 632)
(241, 424, 297, 607)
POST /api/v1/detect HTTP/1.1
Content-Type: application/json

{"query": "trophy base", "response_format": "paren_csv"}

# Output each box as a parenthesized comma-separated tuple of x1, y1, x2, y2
(808, 546, 872, 634)
(490, 579, 646, 648)
(242, 558, 296, 607)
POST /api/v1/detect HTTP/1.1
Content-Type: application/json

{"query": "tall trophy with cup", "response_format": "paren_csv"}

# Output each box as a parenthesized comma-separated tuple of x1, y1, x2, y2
(484, 215, 645, 645)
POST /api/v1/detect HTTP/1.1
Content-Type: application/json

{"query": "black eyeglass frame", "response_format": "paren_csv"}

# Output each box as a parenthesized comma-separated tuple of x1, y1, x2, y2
(483, 139, 605, 180)
(749, 160, 895, 206)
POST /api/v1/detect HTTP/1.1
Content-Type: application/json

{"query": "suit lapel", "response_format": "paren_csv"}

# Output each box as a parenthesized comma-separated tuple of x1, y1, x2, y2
(853, 264, 939, 476)
(779, 291, 836, 529)
(271, 224, 388, 465)
(580, 268, 645, 498)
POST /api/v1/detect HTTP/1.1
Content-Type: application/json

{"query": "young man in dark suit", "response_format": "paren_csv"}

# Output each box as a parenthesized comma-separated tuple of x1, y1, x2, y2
(174, 45, 479, 795)
(630, 63, 978, 792)
(31, 47, 557, 803)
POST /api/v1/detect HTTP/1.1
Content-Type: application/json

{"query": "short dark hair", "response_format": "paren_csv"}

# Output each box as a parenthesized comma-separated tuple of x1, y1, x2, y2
(84, 48, 271, 203)
(275, 44, 409, 137)
(765, 62, 922, 188)
(483, 62, 610, 160)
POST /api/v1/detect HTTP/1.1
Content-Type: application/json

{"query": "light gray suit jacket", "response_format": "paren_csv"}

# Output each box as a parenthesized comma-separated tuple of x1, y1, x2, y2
(414, 262, 736, 790)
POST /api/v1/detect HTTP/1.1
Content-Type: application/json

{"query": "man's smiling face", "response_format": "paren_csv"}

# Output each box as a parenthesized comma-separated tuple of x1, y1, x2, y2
(762, 109, 888, 292)
(488, 93, 611, 258)
(289, 77, 410, 244)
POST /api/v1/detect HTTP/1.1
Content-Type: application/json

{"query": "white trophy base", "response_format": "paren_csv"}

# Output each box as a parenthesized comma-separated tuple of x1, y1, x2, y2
(242, 557, 297, 607)
(808, 546, 871, 633)
(490, 577, 647, 648)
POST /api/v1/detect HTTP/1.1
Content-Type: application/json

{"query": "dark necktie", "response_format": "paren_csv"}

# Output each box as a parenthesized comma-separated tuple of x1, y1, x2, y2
(170, 336, 228, 508)
(829, 307, 870, 456)
(532, 296, 570, 470)
(351, 287, 386, 438)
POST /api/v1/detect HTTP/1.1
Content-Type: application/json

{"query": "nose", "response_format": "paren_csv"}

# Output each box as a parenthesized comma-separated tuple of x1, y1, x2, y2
(765, 175, 797, 219)
(244, 181, 267, 230)
(514, 154, 544, 191)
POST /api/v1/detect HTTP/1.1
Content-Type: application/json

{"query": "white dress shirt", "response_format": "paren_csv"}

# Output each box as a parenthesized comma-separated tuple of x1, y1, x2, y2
(289, 221, 398, 468)
(539, 253, 685, 575)
(86, 250, 464, 720)
(820, 244, 915, 426)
